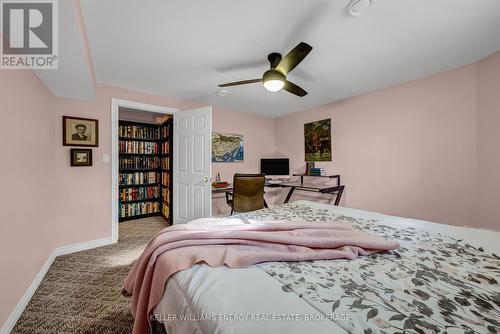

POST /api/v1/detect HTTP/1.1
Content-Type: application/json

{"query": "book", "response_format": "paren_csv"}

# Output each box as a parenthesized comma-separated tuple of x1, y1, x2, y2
(119, 140, 158, 154)
(162, 172, 170, 187)
(120, 201, 160, 218)
(162, 204, 169, 218)
(161, 124, 169, 139)
(120, 186, 159, 202)
(119, 156, 159, 170)
(119, 124, 159, 140)
(305, 162, 315, 175)
(119, 172, 158, 186)
(309, 168, 323, 176)
(161, 142, 169, 154)
(161, 157, 169, 170)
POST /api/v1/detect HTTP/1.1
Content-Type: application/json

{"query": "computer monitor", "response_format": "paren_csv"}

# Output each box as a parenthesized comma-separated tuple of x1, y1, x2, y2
(260, 158, 290, 176)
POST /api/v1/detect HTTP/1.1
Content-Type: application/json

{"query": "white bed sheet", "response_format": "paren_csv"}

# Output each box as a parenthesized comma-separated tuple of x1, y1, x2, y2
(154, 264, 344, 334)
(153, 200, 500, 334)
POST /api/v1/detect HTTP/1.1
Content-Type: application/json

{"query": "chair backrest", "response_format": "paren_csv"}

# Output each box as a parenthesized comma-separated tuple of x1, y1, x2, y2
(232, 173, 266, 213)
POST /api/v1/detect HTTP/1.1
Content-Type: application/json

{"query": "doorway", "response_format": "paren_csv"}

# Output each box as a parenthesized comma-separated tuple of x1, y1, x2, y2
(111, 99, 213, 243)
(111, 99, 177, 242)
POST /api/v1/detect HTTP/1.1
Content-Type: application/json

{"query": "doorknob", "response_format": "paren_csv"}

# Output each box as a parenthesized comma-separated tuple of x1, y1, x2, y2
(204, 177, 209, 183)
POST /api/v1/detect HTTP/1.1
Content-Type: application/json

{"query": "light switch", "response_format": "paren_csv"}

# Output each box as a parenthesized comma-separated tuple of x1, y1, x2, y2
(102, 154, 110, 163)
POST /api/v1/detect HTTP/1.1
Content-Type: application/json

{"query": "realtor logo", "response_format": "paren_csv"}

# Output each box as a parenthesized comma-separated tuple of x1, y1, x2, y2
(1, 0, 58, 69)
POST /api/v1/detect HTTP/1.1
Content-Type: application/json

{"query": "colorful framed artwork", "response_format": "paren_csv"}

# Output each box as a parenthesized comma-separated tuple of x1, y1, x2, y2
(304, 118, 332, 162)
(212, 132, 244, 163)
(63, 116, 99, 147)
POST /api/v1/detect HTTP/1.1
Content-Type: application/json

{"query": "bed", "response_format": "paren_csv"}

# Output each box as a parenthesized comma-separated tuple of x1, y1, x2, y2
(152, 200, 500, 334)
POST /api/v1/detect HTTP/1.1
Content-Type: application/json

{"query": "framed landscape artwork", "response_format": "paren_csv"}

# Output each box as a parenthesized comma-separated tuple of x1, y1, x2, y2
(304, 118, 332, 162)
(63, 116, 99, 147)
(212, 132, 244, 163)
(70, 148, 93, 167)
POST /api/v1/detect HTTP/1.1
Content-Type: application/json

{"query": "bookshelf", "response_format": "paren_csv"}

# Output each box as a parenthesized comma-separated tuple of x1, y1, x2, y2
(159, 118, 173, 222)
(118, 120, 173, 223)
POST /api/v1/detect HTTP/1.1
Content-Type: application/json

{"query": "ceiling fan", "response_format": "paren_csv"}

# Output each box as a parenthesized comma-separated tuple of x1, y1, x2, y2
(218, 42, 313, 97)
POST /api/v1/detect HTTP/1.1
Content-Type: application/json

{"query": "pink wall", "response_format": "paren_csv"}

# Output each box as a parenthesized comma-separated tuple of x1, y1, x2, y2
(212, 108, 276, 181)
(477, 52, 500, 230)
(52, 84, 276, 244)
(275, 65, 479, 227)
(0, 68, 55, 326)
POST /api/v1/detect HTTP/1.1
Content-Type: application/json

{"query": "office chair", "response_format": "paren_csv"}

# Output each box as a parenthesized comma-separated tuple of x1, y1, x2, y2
(225, 173, 268, 215)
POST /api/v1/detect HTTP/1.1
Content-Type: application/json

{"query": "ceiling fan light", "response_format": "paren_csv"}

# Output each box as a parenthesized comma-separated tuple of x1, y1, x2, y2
(264, 79, 284, 92)
(262, 70, 285, 92)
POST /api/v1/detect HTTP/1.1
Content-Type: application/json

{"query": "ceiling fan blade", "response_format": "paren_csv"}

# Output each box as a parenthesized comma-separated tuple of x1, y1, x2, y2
(275, 42, 313, 75)
(283, 80, 308, 97)
(216, 60, 268, 73)
(218, 79, 261, 87)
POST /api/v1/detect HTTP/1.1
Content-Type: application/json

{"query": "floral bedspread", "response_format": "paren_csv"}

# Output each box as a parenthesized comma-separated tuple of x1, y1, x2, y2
(239, 203, 500, 334)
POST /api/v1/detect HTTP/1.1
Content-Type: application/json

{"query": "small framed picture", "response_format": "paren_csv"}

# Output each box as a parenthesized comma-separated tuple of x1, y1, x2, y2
(63, 116, 99, 147)
(70, 149, 93, 167)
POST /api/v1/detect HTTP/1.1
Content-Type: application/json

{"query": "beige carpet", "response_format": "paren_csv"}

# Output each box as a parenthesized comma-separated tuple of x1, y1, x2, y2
(12, 217, 167, 334)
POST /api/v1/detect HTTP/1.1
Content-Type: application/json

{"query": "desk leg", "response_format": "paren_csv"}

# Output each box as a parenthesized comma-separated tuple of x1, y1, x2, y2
(334, 186, 344, 206)
(284, 187, 295, 204)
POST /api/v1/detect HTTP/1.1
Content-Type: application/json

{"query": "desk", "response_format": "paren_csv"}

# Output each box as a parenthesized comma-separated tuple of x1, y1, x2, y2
(211, 186, 233, 194)
(292, 173, 341, 186)
(275, 182, 345, 206)
(212, 182, 345, 208)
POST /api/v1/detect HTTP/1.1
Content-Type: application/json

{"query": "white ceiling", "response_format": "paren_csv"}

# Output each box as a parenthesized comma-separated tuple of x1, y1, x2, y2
(34, 0, 95, 100)
(80, 0, 500, 117)
(0, 0, 95, 100)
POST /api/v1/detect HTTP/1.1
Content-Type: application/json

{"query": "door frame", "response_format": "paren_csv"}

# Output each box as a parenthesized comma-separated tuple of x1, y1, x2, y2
(111, 98, 178, 243)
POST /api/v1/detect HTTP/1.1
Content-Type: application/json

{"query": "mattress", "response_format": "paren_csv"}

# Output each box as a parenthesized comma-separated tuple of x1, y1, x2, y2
(153, 200, 500, 334)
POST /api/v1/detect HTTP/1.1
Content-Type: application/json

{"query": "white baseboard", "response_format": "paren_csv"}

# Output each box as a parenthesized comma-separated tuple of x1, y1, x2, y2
(53, 238, 112, 257)
(0, 237, 114, 334)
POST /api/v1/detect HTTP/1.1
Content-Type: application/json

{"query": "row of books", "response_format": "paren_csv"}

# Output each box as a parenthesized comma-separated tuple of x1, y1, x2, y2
(119, 172, 158, 186)
(120, 141, 158, 154)
(161, 157, 170, 170)
(161, 124, 170, 139)
(162, 203, 169, 218)
(120, 202, 160, 218)
(119, 156, 159, 170)
(120, 186, 159, 202)
(162, 172, 170, 186)
(119, 125, 159, 140)
(162, 188, 169, 203)
(161, 142, 170, 154)
(308, 167, 327, 176)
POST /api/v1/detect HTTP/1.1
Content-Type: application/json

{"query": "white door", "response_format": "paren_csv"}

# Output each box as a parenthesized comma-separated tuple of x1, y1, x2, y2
(173, 107, 212, 224)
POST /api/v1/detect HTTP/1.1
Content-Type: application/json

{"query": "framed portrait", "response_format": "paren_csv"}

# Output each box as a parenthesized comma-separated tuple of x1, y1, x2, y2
(304, 118, 332, 162)
(63, 116, 99, 147)
(70, 149, 93, 167)
(212, 132, 244, 163)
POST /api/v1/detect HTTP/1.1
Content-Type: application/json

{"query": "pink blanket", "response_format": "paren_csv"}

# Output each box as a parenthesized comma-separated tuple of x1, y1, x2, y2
(122, 220, 399, 334)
